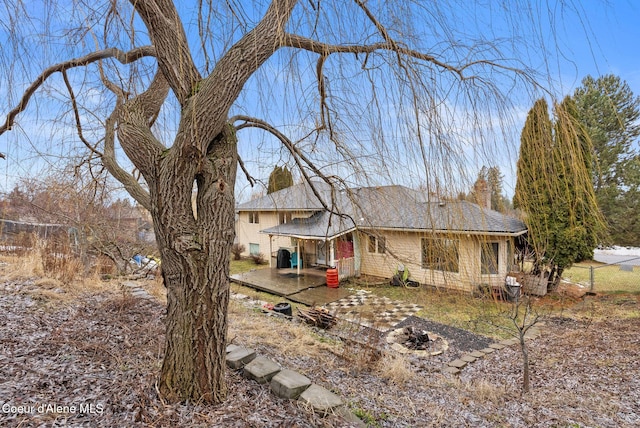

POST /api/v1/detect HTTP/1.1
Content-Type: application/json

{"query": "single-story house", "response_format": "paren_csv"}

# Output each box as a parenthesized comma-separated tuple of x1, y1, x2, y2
(235, 181, 527, 292)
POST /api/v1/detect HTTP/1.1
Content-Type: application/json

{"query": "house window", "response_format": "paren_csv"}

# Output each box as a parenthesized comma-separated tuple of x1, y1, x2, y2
(279, 212, 292, 224)
(367, 235, 386, 254)
(249, 243, 260, 255)
(421, 237, 459, 272)
(248, 212, 259, 224)
(481, 242, 500, 274)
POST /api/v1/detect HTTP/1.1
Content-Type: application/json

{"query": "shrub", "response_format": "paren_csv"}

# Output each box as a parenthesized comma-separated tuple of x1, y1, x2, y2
(231, 243, 245, 260)
(249, 252, 266, 265)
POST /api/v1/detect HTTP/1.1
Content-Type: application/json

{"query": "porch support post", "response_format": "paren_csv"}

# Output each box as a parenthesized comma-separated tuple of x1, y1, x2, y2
(329, 239, 335, 267)
(296, 239, 300, 275)
(268, 234, 273, 268)
(353, 232, 361, 276)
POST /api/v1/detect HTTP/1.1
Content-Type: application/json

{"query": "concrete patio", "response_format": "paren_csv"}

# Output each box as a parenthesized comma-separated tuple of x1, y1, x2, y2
(230, 267, 353, 306)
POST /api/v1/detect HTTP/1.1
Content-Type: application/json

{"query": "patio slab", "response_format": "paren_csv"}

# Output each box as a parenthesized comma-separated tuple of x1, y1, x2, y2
(231, 268, 326, 297)
(287, 286, 353, 306)
(231, 267, 352, 305)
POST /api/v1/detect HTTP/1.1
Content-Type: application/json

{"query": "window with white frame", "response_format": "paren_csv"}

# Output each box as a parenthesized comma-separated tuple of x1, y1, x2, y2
(248, 212, 259, 224)
(278, 212, 292, 224)
(367, 234, 386, 254)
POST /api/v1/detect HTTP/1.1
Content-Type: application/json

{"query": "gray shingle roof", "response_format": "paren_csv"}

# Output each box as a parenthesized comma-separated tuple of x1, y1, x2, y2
(238, 181, 527, 238)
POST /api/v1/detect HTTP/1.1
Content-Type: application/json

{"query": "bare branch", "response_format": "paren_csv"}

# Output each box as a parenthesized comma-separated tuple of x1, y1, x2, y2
(231, 114, 340, 213)
(0, 46, 156, 137)
(116, 71, 170, 179)
(237, 155, 256, 187)
(103, 105, 151, 210)
(283, 34, 531, 82)
(60, 69, 104, 158)
(182, 0, 298, 155)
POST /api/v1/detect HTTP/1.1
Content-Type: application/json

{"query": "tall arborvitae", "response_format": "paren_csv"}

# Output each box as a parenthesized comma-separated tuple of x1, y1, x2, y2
(515, 97, 604, 289)
(514, 98, 554, 270)
(546, 97, 604, 288)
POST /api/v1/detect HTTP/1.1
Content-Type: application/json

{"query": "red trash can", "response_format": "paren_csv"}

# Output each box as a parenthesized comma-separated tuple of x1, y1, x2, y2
(326, 268, 339, 288)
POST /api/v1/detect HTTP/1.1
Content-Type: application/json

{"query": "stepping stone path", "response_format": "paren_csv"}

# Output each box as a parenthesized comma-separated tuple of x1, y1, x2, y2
(120, 281, 154, 300)
(443, 321, 545, 375)
(225, 346, 365, 427)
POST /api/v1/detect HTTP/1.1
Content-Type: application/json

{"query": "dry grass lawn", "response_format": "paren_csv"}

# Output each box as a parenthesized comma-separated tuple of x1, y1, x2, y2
(1, 253, 639, 427)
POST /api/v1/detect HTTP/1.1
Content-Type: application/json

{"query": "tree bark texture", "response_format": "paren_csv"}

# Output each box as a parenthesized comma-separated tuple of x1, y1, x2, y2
(117, 0, 297, 403)
(152, 126, 238, 403)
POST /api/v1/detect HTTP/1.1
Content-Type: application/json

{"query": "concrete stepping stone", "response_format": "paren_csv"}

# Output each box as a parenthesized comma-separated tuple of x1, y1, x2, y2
(489, 343, 506, 350)
(460, 354, 476, 363)
(121, 281, 153, 299)
(270, 369, 311, 399)
(442, 366, 461, 375)
(298, 384, 343, 415)
(480, 347, 495, 354)
(226, 347, 256, 369)
(334, 406, 367, 427)
(470, 350, 485, 358)
(525, 328, 540, 338)
(448, 359, 467, 369)
(243, 356, 281, 384)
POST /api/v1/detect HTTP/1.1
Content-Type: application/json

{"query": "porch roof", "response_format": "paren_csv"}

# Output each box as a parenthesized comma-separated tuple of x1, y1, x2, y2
(260, 210, 356, 240)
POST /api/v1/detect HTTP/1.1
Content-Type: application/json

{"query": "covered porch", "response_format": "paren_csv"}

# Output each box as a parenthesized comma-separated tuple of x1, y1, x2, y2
(260, 210, 361, 281)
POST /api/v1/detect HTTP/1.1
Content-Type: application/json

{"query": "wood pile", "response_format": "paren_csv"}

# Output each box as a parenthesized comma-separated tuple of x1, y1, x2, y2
(297, 307, 337, 329)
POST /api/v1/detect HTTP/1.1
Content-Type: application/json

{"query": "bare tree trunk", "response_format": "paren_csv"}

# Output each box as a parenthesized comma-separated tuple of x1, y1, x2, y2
(153, 126, 238, 403)
(521, 336, 531, 393)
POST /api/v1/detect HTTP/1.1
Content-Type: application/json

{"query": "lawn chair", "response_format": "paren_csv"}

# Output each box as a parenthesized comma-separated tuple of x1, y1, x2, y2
(290, 251, 301, 268)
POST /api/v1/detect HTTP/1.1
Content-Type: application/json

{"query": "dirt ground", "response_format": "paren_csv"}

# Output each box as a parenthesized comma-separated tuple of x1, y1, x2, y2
(1, 274, 639, 427)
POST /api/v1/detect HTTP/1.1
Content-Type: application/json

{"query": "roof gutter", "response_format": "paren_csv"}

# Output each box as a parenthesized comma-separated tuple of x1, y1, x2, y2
(258, 227, 357, 241)
(356, 226, 528, 237)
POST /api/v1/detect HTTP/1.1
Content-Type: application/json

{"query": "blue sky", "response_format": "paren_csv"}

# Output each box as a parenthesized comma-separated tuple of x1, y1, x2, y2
(0, 1, 639, 201)
(556, 1, 639, 96)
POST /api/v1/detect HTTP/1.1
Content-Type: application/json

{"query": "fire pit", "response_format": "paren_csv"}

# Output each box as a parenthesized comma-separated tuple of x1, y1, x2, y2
(386, 326, 449, 356)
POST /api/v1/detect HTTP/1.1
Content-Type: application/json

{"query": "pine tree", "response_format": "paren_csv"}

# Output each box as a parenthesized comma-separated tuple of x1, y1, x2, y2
(572, 75, 640, 245)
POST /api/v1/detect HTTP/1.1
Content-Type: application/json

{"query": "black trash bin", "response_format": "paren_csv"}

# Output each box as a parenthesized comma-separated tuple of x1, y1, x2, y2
(276, 248, 291, 269)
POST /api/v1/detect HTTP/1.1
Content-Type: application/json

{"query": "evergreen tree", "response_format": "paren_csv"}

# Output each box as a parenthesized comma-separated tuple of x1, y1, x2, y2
(267, 165, 294, 194)
(514, 99, 554, 269)
(515, 98, 604, 289)
(469, 166, 510, 212)
(572, 75, 640, 245)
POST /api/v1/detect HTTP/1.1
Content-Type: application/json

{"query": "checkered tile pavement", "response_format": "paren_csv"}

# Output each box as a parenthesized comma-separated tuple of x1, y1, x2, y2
(324, 292, 423, 331)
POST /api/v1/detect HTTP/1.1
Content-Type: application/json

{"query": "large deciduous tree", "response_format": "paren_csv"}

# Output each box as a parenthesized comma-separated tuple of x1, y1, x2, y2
(0, 0, 593, 404)
(572, 75, 640, 245)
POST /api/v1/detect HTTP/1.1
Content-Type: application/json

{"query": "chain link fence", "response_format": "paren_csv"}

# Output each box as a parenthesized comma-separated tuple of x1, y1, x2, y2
(565, 256, 640, 294)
